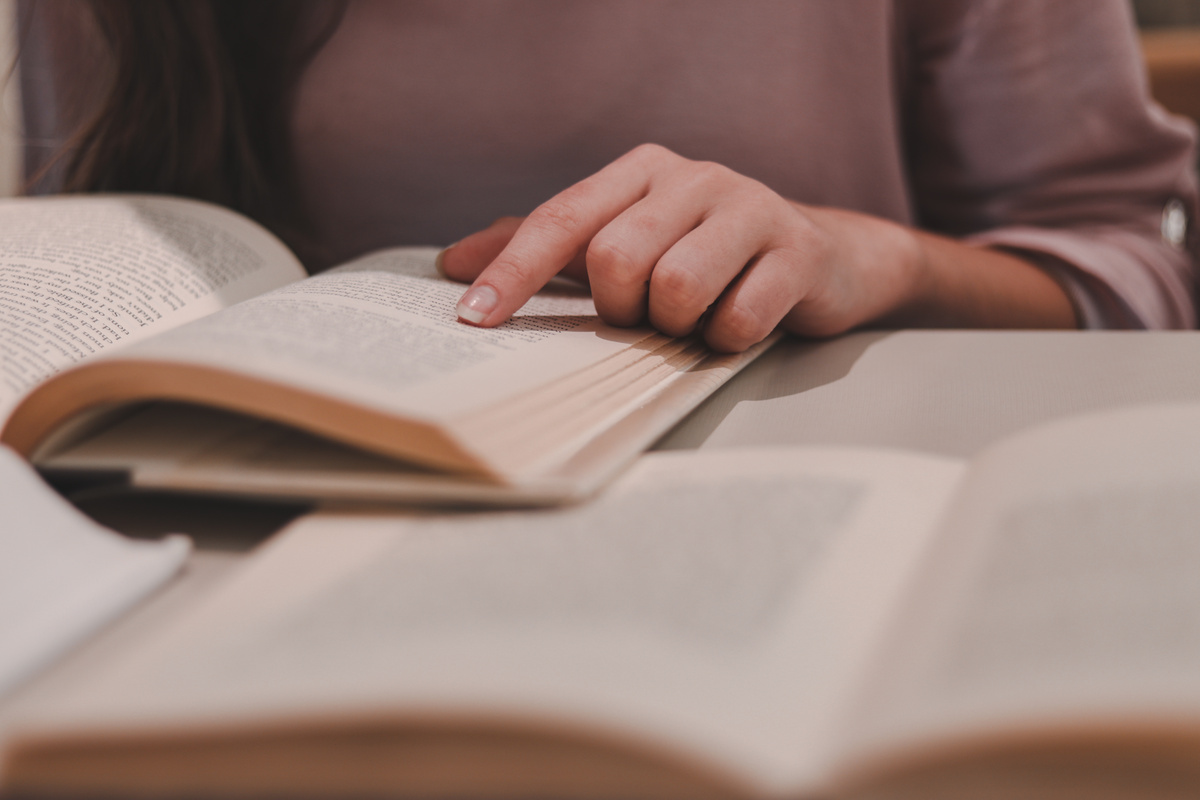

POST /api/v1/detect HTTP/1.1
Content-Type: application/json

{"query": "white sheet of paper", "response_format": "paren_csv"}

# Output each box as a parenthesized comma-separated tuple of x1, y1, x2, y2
(0, 446, 190, 698)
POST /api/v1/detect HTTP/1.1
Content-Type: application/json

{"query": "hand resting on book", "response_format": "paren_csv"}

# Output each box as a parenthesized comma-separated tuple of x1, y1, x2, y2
(442, 144, 1078, 352)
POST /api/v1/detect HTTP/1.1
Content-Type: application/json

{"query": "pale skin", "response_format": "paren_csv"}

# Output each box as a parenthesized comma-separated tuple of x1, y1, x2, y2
(441, 144, 1078, 352)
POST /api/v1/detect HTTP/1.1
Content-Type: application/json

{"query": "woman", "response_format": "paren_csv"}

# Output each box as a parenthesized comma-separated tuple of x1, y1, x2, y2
(19, 0, 1199, 350)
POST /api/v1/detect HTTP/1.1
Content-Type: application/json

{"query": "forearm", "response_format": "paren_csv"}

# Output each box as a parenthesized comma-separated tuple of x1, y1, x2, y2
(790, 205, 1079, 335)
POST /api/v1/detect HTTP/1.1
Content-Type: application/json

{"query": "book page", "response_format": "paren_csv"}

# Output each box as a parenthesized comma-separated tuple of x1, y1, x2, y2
(0, 445, 189, 700)
(0, 195, 306, 423)
(841, 404, 1200, 774)
(9, 447, 965, 797)
(114, 248, 652, 423)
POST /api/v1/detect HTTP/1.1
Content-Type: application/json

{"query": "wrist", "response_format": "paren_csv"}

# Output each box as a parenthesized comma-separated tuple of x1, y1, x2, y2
(889, 229, 1078, 328)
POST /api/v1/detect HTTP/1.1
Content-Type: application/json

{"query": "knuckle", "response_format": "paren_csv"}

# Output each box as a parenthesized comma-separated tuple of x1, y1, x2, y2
(628, 142, 674, 163)
(530, 195, 589, 236)
(691, 160, 733, 185)
(586, 237, 643, 287)
(650, 260, 706, 311)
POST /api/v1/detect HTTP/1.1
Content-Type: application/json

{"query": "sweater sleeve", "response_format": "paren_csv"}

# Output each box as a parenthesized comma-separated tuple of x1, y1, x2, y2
(900, 0, 1199, 328)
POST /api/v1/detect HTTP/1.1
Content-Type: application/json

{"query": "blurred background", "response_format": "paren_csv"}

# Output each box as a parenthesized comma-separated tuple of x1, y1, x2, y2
(1136, 0, 1200, 26)
(1135, 0, 1200, 126)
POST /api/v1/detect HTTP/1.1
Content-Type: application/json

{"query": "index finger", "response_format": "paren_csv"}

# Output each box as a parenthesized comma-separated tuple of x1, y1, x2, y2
(455, 147, 661, 326)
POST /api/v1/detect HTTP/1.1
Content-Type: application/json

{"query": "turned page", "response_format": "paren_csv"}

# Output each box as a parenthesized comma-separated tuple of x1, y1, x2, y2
(0, 195, 306, 424)
(10, 447, 965, 796)
(839, 404, 1200, 774)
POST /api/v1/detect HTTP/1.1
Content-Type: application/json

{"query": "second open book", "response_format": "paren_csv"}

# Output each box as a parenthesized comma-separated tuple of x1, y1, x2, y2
(0, 195, 770, 505)
(5, 402, 1200, 798)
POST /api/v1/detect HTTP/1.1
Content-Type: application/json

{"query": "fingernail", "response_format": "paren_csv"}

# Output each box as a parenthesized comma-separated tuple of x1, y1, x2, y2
(434, 241, 458, 278)
(457, 285, 498, 324)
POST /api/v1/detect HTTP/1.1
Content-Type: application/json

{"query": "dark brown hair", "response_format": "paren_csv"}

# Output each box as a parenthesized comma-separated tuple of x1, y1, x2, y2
(52, 0, 344, 241)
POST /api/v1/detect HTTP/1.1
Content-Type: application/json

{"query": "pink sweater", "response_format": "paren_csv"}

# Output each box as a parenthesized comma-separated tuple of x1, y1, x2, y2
(20, 0, 1200, 328)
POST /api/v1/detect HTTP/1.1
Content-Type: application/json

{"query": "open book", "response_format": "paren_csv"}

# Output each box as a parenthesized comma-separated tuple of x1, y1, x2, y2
(3, 403, 1199, 798)
(0, 195, 771, 505)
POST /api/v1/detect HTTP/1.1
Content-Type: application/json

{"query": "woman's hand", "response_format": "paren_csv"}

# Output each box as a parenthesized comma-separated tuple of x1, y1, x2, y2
(439, 144, 1077, 351)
